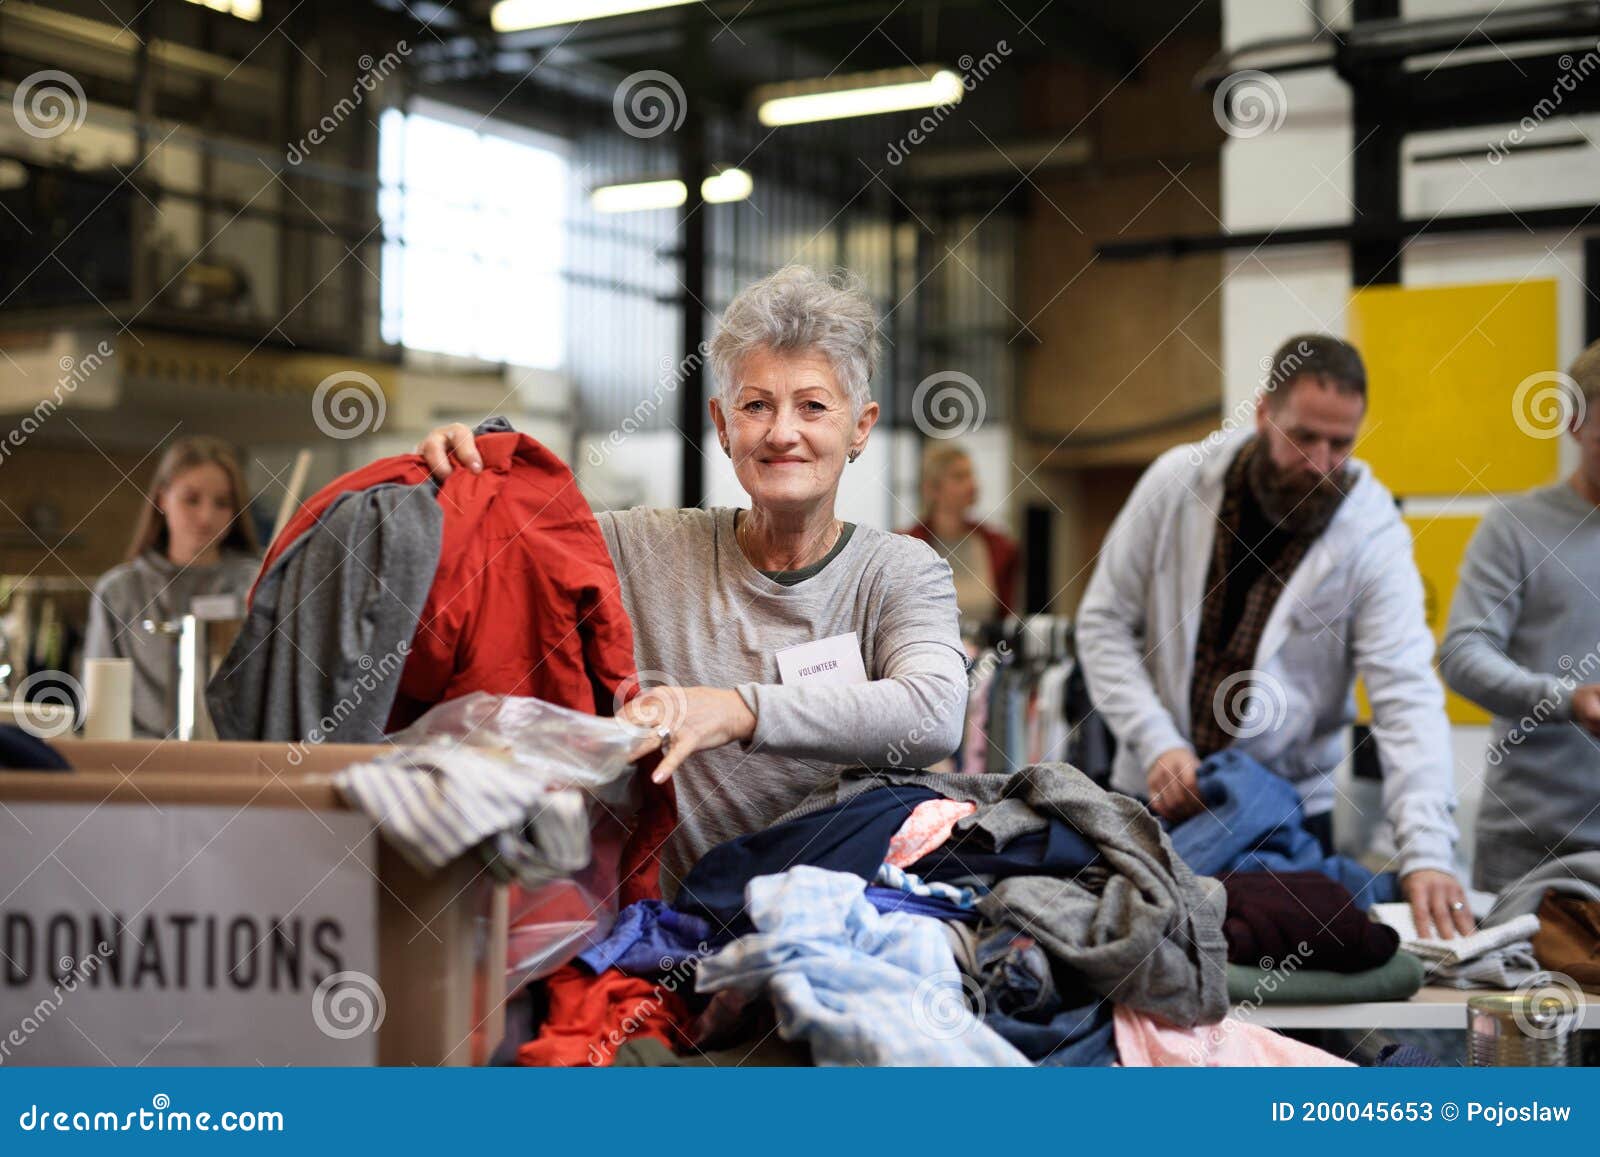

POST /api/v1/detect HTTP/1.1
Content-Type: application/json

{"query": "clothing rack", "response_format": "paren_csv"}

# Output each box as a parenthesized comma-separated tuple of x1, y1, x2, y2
(982, 613, 1074, 665)
(0, 575, 95, 700)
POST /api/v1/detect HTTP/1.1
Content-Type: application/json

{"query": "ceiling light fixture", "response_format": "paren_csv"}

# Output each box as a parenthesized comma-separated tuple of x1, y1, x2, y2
(754, 65, 964, 126)
(490, 0, 698, 33)
(181, 0, 261, 20)
(590, 168, 754, 213)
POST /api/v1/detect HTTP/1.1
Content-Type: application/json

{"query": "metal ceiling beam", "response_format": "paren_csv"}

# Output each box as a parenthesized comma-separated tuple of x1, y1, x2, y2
(1094, 202, 1600, 262)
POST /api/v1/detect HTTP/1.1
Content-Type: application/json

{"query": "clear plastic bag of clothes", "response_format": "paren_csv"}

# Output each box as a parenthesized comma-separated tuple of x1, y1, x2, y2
(380, 692, 650, 985)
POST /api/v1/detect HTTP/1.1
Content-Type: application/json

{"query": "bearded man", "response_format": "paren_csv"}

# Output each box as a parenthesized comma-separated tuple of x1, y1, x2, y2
(1077, 334, 1470, 938)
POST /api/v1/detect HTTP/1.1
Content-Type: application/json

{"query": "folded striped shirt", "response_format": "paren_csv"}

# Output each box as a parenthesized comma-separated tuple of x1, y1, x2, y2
(334, 744, 590, 886)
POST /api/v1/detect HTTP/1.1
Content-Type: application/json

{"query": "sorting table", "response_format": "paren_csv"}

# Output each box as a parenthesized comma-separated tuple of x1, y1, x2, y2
(1239, 986, 1600, 1031)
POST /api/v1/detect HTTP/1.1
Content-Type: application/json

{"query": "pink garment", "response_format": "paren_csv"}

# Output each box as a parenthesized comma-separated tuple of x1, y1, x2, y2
(885, 799, 978, 868)
(1113, 1005, 1351, 1068)
(961, 665, 993, 774)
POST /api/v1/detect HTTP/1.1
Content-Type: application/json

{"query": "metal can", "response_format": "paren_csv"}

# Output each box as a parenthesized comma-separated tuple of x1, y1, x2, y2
(1467, 990, 1577, 1066)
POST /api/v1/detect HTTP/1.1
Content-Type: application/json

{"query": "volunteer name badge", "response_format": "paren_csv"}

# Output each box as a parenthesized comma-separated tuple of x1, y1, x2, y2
(775, 631, 868, 687)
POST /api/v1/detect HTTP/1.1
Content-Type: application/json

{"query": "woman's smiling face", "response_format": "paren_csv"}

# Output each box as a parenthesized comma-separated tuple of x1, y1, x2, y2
(714, 345, 875, 514)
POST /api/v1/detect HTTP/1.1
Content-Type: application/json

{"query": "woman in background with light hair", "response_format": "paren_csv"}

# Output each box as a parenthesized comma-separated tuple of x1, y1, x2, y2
(417, 266, 966, 891)
(902, 442, 1017, 624)
(85, 436, 261, 738)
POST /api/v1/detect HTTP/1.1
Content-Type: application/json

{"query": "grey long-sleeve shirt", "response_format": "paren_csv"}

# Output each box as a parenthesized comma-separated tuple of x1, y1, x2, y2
(84, 549, 262, 738)
(596, 506, 967, 892)
(1438, 482, 1600, 889)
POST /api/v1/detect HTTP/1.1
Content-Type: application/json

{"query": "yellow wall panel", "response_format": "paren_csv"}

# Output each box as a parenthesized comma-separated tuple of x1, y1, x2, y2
(1348, 280, 1560, 495)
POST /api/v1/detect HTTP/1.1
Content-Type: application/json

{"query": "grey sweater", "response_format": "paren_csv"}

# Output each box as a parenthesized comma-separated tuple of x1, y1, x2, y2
(85, 549, 262, 738)
(1438, 482, 1600, 890)
(596, 506, 967, 891)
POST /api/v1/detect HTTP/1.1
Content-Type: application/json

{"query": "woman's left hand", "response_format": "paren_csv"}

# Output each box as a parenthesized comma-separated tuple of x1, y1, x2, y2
(619, 686, 757, 784)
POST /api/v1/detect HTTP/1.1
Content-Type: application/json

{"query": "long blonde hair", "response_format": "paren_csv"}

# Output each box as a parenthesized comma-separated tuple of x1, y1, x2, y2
(126, 436, 259, 563)
(918, 442, 973, 525)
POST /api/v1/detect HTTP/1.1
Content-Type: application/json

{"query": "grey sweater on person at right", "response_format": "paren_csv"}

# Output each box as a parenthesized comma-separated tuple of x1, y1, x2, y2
(1438, 482, 1600, 891)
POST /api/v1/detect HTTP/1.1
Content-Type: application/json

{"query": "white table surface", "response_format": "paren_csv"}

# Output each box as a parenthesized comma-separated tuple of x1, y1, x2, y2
(1239, 986, 1600, 1030)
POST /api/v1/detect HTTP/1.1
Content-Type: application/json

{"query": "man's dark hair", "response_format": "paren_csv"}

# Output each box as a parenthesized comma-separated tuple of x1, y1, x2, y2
(1262, 333, 1367, 404)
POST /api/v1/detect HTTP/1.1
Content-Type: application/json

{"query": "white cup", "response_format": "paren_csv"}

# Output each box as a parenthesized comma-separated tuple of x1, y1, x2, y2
(82, 658, 133, 741)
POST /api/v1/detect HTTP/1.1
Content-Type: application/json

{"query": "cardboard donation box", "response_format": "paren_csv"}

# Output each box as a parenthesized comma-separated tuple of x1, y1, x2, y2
(0, 741, 507, 1067)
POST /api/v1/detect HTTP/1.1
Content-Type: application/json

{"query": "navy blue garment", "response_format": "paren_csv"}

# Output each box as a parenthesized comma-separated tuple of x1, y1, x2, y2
(976, 925, 1117, 1066)
(863, 886, 979, 923)
(0, 726, 70, 771)
(576, 900, 729, 975)
(1166, 749, 1398, 908)
(908, 817, 1100, 885)
(675, 785, 941, 926)
(1375, 1042, 1443, 1067)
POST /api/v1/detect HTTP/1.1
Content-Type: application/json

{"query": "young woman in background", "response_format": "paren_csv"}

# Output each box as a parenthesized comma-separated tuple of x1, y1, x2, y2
(85, 436, 261, 738)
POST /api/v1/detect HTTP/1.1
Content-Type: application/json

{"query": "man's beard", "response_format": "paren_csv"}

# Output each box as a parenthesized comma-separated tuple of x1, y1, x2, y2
(1247, 441, 1351, 534)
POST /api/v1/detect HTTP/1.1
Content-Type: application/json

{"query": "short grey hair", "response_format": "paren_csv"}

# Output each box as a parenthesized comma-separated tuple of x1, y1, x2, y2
(710, 265, 881, 414)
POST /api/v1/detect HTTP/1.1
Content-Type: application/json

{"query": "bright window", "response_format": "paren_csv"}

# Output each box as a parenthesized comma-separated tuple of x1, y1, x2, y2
(378, 103, 567, 369)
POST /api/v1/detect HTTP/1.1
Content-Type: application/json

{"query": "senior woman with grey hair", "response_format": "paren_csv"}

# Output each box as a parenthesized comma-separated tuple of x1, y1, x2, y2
(417, 266, 967, 888)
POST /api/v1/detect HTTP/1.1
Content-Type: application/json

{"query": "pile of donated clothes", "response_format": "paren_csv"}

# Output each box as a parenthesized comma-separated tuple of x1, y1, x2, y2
(509, 751, 1432, 1068)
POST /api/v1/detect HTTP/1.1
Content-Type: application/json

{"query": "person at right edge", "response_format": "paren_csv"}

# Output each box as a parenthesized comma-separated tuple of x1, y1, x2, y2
(1077, 334, 1471, 939)
(1439, 343, 1600, 893)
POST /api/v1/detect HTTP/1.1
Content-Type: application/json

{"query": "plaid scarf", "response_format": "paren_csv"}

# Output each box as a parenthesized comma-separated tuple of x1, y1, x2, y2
(1188, 439, 1344, 758)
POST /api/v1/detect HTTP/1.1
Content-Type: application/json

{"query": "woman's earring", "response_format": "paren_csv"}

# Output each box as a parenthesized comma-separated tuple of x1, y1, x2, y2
(847, 449, 860, 463)
(722, 442, 731, 457)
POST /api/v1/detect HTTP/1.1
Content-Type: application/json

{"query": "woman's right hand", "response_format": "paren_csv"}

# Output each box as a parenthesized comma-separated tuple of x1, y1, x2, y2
(414, 422, 484, 480)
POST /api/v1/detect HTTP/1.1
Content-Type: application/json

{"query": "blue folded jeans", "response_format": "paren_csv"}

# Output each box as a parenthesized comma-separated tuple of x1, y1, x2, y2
(1166, 750, 1398, 908)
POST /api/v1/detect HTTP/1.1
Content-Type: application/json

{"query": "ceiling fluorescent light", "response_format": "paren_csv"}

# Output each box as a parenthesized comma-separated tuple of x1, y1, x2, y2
(755, 66, 963, 127)
(592, 179, 686, 213)
(181, 0, 261, 19)
(592, 168, 754, 213)
(702, 167, 752, 203)
(491, 0, 697, 33)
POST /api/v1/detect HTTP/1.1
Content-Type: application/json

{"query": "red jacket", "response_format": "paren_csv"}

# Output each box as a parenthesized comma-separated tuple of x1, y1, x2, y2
(902, 520, 1019, 619)
(259, 431, 634, 720)
(257, 431, 673, 902)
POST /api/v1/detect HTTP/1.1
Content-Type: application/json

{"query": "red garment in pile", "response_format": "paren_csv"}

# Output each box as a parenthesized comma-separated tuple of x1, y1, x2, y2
(257, 430, 674, 901)
(517, 965, 692, 1067)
